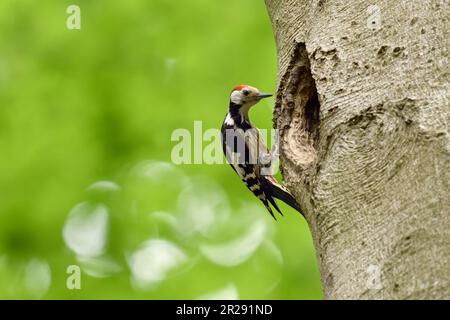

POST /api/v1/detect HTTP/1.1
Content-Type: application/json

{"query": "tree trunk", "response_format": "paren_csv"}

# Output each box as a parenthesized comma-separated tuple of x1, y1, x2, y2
(264, 0, 449, 299)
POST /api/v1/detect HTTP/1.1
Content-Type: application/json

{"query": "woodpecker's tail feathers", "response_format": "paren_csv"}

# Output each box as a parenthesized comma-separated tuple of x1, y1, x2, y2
(262, 199, 277, 220)
(262, 178, 304, 217)
(267, 195, 283, 216)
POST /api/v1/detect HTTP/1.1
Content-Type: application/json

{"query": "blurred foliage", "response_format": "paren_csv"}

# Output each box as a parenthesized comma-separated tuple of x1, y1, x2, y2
(0, 0, 322, 299)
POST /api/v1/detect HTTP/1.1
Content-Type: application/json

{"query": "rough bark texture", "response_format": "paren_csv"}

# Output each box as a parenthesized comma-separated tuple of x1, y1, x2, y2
(265, 0, 449, 299)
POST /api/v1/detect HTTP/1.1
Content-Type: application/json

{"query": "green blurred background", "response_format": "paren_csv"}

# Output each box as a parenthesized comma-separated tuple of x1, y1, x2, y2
(0, 0, 322, 299)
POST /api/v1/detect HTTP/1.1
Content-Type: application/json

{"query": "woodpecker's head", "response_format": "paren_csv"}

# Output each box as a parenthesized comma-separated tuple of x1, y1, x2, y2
(229, 85, 272, 109)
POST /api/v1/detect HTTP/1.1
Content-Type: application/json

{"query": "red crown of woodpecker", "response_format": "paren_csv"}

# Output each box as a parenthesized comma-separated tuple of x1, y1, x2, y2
(231, 85, 249, 93)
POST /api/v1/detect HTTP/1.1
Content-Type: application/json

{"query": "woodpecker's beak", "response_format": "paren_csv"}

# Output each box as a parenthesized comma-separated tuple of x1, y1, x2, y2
(257, 93, 273, 99)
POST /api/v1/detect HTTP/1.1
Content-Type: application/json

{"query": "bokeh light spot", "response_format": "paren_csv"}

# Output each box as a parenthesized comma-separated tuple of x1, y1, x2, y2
(128, 239, 188, 290)
(63, 202, 109, 257)
(199, 219, 267, 267)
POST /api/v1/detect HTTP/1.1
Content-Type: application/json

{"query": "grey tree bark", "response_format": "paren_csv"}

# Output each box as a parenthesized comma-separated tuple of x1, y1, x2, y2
(264, 0, 449, 299)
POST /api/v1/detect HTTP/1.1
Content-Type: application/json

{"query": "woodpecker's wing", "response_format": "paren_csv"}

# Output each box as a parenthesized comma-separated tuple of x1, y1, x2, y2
(221, 119, 303, 218)
(221, 122, 278, 218)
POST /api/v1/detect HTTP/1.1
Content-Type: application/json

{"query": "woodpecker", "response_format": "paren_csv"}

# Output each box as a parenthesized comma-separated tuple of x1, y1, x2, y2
(221, 85, 303, 219)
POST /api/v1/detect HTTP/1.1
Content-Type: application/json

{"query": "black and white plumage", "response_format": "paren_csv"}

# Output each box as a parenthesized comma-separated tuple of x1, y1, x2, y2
(221, 85, 303, 219)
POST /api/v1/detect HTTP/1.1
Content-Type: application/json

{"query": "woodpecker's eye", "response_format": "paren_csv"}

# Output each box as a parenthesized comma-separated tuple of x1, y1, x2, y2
(242, 89, 249, 96)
